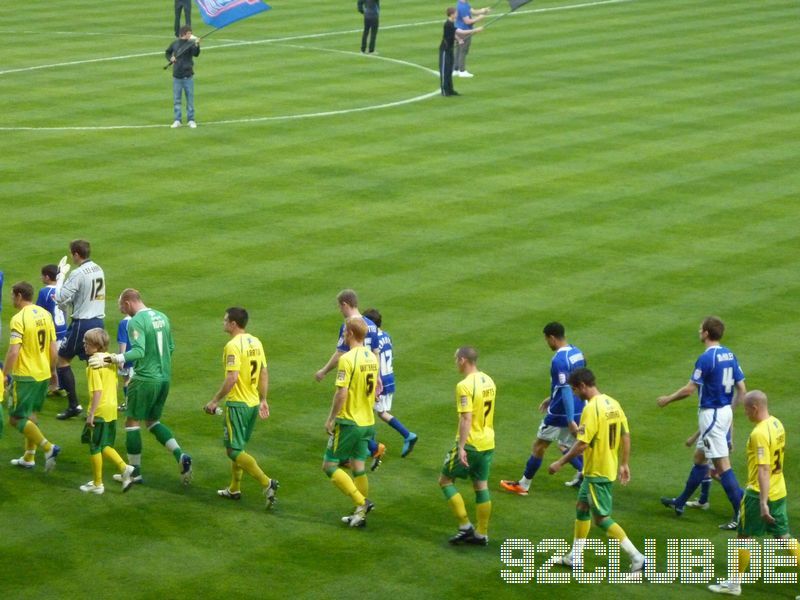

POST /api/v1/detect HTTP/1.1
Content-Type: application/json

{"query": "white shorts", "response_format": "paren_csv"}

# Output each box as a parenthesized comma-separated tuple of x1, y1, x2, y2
(374, 393, 393, 414)
(536, 421, 576, 447)
(696, 405, 733, 459)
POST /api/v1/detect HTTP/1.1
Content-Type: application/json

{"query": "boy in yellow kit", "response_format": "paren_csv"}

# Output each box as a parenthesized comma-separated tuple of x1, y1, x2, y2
(82, 328, 135, 494)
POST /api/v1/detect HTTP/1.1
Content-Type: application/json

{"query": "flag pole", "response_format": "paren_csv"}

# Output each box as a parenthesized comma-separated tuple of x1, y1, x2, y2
(483, 0, 532, 29)
(163, 27, 222, 70)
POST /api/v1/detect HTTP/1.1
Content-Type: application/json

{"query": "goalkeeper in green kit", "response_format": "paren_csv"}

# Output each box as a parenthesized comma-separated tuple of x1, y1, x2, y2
(89, 288, 192, 485)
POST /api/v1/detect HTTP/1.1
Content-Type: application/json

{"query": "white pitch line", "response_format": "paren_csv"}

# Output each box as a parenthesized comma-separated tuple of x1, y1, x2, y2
(0, 0, 635, 130)
(0, 0, 635, 76)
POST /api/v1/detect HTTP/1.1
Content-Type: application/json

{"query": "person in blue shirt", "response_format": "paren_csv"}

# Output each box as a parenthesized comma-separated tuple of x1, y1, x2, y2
(658, 316, 746, 529)
(116, 316, 133, 411)
(454, 0, 491, 78)
(37, 265, 68, 397)
(500, 322, 586, 496)
(362, 308, 417, 469)
(315, 290, 386, 467)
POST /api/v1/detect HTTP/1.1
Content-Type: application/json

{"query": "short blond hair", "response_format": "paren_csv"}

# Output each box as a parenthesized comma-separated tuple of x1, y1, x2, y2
(345, 317, 367, 342)
(83, 328, 110, 352)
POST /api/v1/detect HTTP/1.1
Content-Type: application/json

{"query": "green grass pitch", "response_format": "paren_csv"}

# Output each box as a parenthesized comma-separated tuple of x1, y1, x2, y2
(1, 0, 799, 598)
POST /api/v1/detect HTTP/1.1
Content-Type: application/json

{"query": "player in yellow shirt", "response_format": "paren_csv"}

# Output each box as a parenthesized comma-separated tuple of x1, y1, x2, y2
(205, 307, 278, 508)
(549, 367, 645, 578)
(81, 328, 135, 494)
(322, 317, 378, 528)
(3, 282, 61, 471)
(709, 390, 799, 596)
(439, 346, 496, 546)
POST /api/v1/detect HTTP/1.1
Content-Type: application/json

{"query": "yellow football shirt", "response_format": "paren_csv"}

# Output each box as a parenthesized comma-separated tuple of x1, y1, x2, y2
(577, 393, 629, 482)
(8, 304, 56, 381)
(455, 371, 497, 452)
(746, 416, 787, 501)
(86, 364, 119, 422)
(334, 346, 378, 426)
(223, 333, 267, 407)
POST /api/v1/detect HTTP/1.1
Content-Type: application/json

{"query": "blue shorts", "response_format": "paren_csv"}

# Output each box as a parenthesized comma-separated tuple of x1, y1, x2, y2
(59, 317, 104, 361)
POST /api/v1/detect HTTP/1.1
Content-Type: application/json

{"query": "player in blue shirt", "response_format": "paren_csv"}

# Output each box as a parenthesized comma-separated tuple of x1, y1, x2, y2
(116, 316, 133, 411)
(37, 265, 68, 397)
(501, 322, 586, 496)
(315, 290, 387, 467)
(657, 316, 746, 529)
(363, 309, 417, 469)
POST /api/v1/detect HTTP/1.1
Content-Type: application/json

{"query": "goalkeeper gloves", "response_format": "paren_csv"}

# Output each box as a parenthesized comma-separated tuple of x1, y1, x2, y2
(88, 353, 125, 369)
(55, 255, 71, 292)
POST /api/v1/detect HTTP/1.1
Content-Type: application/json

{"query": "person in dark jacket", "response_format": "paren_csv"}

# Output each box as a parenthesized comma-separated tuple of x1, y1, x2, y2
(165, 25, 201, 128)
(440, 7, 482, 97)
(358, 0, 380, 54)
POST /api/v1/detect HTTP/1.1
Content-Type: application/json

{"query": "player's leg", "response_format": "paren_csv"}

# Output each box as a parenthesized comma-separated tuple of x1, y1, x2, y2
(558, 481, 593, 568)
(144, 381, 192, 483)
(708, 408, 743, 529)
(709, 493, 762, 595)
(56, 324, 83, 419)
(559, 429, 584, 487)
(590, 482, 644, 575)
(174, 0, 182, 37)
(124, 379, 147, 478)
(12, 381, 59, 470)
(377, 394, 417, 457)
(368, 17, 378, 53)
(469, 450, 493, 545)
(323, 424, 371, 524)
(360, 18, 369, 53)
(440, 446, 475, 543)
(501, 425, 551, 495)
(224, 405, 277, 507)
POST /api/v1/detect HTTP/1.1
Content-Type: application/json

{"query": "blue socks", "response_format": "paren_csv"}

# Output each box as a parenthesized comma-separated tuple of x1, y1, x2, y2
(524, 456, 542, 480)
(568, 454, 583, 472)
(676, 464, 709, 506)
(719, 469, 743, 513)
(367, 438, 378, 455)
(699, 476, 712, 504)
(387, 417, 410, 439)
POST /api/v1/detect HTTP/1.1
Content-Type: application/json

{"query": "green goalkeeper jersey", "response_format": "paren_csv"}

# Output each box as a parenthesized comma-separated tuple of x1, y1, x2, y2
(123, 308, 174, 382)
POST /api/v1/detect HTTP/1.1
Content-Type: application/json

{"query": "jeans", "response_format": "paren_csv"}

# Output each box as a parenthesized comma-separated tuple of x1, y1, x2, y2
(173, 76, 194, 121)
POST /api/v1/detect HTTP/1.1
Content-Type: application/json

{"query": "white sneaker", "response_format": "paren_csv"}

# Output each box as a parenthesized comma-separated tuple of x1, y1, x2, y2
(44, 444, 60, 473)
(565, 472, 583, 487)
(171, 120, 181, 128)
(80, 481, 105, 495)
(120, 465, 135, 493)
(348, 498, 374, 527)
(555, 551, 573, 567)
(708, 580, 742, 596)
(460, 70, 474, 78)
(686, 498, 710, 510)
(113, 472, 143, 484)
(11, 457, 35, 469)
(188, 120, 197, 129)
(626, 554, 646, 582)
(452, 70, 459, 77)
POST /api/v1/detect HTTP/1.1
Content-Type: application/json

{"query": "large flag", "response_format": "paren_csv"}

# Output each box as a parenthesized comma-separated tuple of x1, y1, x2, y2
(507, 0, 531, 11)
(194, 0, 271, 29)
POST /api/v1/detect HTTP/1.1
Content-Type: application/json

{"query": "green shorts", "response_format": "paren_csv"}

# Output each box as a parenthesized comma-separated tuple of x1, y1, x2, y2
(127, 379, 170, 421)
(578, 477, 614, 517)
(739, 490, 791, 537)
(10, 378, 48, 419)
(81, 419, 117, 454)
(324, 422, 375, 463)
(441, 445, 494, 482)
(224, 403, 258, 451)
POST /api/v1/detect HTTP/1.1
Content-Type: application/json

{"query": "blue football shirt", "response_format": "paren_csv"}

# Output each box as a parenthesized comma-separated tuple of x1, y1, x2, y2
(36, 284, 68, 340)
(336, 315, 379, 353)
(374, 328, 396, 394)
(691, 345, 744, 409)
(544, 345, 586, 427)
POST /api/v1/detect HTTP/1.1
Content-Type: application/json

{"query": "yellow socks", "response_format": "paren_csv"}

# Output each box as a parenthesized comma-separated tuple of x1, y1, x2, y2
(331, 468, 365, 506)
(234, 451, 270, 487)
(90, 453, 103, 486)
